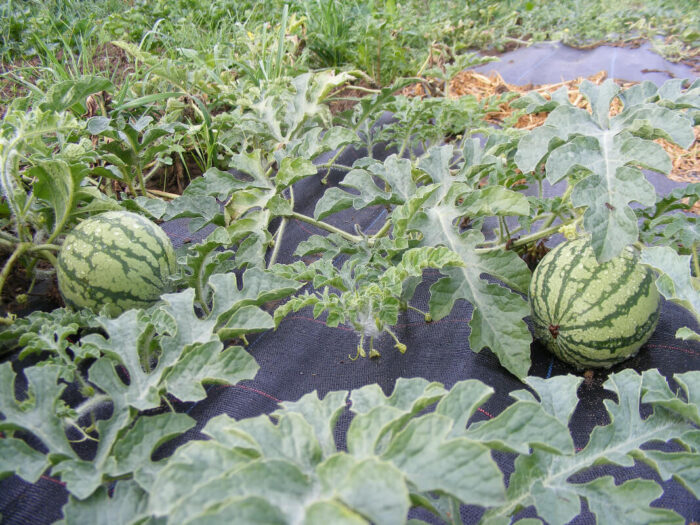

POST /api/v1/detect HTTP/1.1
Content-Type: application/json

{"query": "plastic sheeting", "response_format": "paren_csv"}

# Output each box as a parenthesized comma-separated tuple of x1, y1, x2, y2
(472, 41, 696, 86)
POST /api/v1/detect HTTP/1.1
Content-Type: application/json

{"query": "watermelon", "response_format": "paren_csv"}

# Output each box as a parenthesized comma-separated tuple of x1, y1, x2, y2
(529, 237, 660, 369)
(57, 211, 177, 314)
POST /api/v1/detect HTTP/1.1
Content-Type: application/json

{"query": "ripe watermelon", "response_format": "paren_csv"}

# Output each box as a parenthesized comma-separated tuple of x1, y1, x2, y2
(529, 237, 660, 369)
(57, 211, 177, 314)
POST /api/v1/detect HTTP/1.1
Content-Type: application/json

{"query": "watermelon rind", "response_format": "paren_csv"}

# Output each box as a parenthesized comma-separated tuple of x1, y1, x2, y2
(57, 211, 177, 314)
(529, 237, 660, 369)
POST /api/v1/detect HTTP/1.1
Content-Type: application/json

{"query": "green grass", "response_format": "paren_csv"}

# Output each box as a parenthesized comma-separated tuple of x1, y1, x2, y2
(2, 0, 697, 83)
(0, 0, 697, 123)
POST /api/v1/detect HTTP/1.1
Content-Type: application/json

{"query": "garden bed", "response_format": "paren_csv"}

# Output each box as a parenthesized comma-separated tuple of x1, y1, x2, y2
(1, 1, 699, 524)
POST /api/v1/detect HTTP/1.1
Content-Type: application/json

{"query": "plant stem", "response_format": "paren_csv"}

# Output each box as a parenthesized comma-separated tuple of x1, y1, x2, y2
(321, 147, 349, 184)
(476, 217, 581, 254)
(38, 250, 58, 268)
(325, 163, 353, 171)
(32, 243, 62, 252)
(72, 394, 111, 419)
(0, 243, 30, 302)
(196, 277, 212, 316)
(406, 304, 431, 322)
(268, 217, 287, 268)
(370, 217, 392, 241)
(692, 241, 700, 278)
(290, 212, 362, 243)
(448, 496, 464, 525)
(147, 189, 180, 199)
(340, 85, 381, 95)
(125, 174, 138, 197)
(162, 395, 175, 413)
(136, 164, 148, 197)
(142, 162, 162, 183)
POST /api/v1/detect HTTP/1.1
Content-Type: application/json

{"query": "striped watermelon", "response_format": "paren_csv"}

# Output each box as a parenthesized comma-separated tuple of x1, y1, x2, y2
(529, 237, 660, 369)
(57, 211, 176, 314)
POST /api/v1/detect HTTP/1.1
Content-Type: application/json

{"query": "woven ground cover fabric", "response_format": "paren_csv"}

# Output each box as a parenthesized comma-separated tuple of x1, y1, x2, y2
(1, 44, 698, 524)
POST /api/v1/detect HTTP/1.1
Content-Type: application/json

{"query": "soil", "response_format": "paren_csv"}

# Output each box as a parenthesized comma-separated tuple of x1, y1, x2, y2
(0, 42, 134, 118)
(91, 42, 135, 85)
(328, 80, 377, 115)
(0, 56, 41, 117)
(144, 153, 205, 197)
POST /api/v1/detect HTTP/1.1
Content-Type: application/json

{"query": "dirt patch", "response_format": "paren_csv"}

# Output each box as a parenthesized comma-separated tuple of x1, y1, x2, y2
(0, 42, 135, 117)
(0, 56, 41, 117)
(328, 80, 377, 115)
(144, 153, 204, 197)
(92, 42, 135, 85)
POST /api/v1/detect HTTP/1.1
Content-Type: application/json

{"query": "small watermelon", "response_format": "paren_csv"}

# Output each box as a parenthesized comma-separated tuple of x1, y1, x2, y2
(529, 237, 660, 369)
(57, 211, 177, 314)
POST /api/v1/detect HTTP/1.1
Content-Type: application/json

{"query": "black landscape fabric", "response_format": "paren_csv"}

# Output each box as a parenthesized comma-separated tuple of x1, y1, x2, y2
(1, 43, 699, 524)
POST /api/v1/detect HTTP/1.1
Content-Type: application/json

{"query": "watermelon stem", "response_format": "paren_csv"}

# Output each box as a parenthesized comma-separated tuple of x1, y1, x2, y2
(70, 394, 111, 423)
(137, 170, 147, 197)
(0, 242, 31, 303)
(162, 395, 175, 413)
(268, 217, 288, 268)
(369, 218, 392, 242)
(290, 212, 363, 243)
(405, 303, 431, 321)
(548, 324, 560, 339)
(475, 217, 582, 254)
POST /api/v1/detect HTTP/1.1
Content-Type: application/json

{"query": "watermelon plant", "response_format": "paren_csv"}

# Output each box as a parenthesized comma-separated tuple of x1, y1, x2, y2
(0, 5, 699, 519)
(1, 74, 698, 365)
(4, 367, 699, 524)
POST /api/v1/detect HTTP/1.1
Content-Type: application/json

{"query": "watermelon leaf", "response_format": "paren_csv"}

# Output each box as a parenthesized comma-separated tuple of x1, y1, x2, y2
(0, 270, 295, 498)
(30, 160, 86, 241)
(278, 126, 358, 162)
(39, 76, 114, 114)
(272, 246, 463, 357)
(640, 245, 700, 328)
(246, 71, 354, 146)
(410, 199, 532, 379)
(314, 154, 416, 220)
(482, 369, 694, 524)
(675, 326, 700, 342)
(60, 481, 150, 525)
(575, 477, 684, 525)
(515, 79, 697, 261)
(109, 371, 699, 524)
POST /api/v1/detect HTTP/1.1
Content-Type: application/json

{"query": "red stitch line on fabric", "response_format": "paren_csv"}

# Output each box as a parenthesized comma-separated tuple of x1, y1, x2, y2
(647, 344, 700, 357)
(477, 407, 494, 419)
(41, 475, 66, 487)
(215, 383, 282, 403)
(234, 384, 282, 403)
(292, 219, 323, 237)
